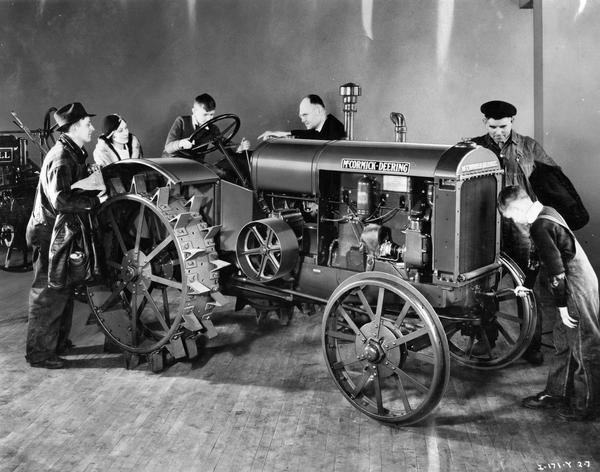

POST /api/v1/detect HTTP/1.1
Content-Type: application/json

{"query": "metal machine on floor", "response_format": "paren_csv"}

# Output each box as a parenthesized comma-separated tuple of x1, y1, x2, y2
(89, 111, 535, 426)
(0, 109, 56, 271)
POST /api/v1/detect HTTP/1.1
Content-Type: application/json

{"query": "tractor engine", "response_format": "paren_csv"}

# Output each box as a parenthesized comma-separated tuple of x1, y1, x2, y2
(238, 139, 503, 307)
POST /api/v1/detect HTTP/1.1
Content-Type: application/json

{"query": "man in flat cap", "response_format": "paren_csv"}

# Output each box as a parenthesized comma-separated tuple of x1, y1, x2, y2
(471, 100, 559, 364)
(25, 102, 100, 368)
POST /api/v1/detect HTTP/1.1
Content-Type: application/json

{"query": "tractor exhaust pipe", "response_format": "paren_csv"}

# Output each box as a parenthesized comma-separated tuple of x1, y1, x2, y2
(339, 82, 361, 140)
(390, 112, 407, 142)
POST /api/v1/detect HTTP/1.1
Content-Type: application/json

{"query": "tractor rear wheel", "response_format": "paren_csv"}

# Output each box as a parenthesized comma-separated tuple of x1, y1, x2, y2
(445, 254, 536, 369)
(88, 183, 226, 359)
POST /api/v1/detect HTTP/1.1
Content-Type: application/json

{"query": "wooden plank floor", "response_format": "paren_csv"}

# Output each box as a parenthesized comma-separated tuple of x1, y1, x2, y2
(1, 270, 599, 472)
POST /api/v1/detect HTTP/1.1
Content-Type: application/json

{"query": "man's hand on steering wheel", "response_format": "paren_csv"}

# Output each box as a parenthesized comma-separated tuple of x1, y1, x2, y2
(183, 113, 241, 156)
(177, 138, 194, 151)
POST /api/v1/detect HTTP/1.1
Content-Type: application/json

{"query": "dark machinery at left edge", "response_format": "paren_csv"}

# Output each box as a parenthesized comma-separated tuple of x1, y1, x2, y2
(0, 109, 57, 270)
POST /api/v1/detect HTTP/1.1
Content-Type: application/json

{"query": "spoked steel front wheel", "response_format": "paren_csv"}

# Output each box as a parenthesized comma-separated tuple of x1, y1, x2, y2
(322, 272, 450, 425)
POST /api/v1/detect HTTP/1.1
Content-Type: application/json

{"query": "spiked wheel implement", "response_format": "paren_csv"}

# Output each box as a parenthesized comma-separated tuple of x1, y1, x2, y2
(90, 158, 230, 366)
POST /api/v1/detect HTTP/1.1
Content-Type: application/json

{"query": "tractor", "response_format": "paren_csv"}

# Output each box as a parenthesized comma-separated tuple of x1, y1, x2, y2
(90, 114, 535, 425)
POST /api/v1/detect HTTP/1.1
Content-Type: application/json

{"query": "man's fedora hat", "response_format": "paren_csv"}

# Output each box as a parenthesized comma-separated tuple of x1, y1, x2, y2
(54, 102, 95, 132)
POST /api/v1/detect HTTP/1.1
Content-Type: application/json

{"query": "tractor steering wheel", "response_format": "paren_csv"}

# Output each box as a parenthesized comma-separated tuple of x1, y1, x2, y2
(184, 113, 241, 156)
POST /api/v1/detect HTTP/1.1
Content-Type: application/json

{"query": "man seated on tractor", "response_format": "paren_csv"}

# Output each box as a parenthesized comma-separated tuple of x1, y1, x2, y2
(163, 93, 249, 161)
(258, 94, 346, 141)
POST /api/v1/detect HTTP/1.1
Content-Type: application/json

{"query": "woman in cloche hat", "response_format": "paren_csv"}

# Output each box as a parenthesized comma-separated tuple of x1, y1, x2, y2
(93, 114, 143, 167)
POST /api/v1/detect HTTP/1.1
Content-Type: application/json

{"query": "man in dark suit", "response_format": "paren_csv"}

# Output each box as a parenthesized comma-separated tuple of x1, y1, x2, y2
(258, 94, 346, 141)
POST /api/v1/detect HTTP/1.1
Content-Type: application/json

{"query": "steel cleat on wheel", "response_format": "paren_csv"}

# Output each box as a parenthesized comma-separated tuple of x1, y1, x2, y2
(88, 182, 228, 369)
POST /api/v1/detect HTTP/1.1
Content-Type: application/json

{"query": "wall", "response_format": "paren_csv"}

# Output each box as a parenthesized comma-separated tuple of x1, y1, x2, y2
(0, 0, 533, 157)
(542, 0, 600, 269)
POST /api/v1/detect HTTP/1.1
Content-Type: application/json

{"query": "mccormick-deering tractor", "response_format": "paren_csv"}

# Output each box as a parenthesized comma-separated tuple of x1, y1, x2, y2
(90, 114, 535, 425)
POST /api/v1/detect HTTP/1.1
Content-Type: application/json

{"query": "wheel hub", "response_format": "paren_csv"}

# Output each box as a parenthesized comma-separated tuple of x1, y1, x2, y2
(355, 320, 404, 377)
(120, 249, 151, 289)
(363, 341, 383, 362)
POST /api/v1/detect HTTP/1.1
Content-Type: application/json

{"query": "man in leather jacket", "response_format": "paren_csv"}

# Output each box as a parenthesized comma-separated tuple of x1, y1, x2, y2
(25, 102, 99, 369)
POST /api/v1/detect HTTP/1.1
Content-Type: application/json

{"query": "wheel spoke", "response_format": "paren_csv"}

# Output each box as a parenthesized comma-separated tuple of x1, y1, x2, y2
(444, 324, 460, 339)
(337, 305, 365, 339)
(409, 351, 436, 364)
(350, 369, 370, 398)
(355, 288, 375, 320)
(496, 322, 516, 345)
(465, 335, 475, 358)
(98, 286, 124, 312)
(257, 254, 269, 278)
(148, 274, 183, 290)
(375, 287, 385, 337)
(266, 252, 281, 272)
(161, 286, 170, 327)
(250, 226, 266, 246)
(131, 286, 139, 346)
(394, 301, 412, 327)
(135, 295, 148, 319)
(265, 227, 274, 246)
(140, 285, 169, 331)
(478, 331, 494, 359)
(373, 366, 385, 415)
(134, 203, 145, 255)
(220, 121, 237, 137)
(332, 358, 362, 370)
(496, 289, 517, 302)
(108, 208, 127, 255)
(394, 373, 412, 412)
(326, 329, 357, 343)
(385, 326, 429, 351)
(401, 326, 429, 344)
(241, 247, 263, 256)
(144, 235, 174, 265)
(397, 368, 429, 394)
(496, 311, 523, 324)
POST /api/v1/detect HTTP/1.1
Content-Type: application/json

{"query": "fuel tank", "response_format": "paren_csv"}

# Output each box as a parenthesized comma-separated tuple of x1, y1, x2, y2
(250, 139, 499, 195)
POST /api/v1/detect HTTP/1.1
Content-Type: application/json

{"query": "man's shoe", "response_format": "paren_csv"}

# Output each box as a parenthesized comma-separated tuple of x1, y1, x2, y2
(522, 391, 566, 409)
(522, 349, 544, 366)
(557, 406, 594, 421)
(29, 356, 67, 369)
